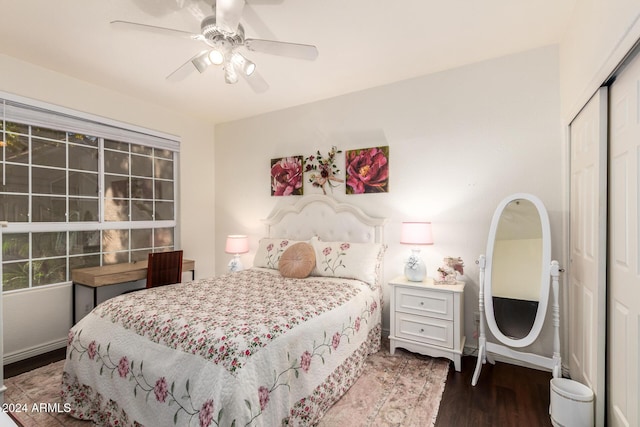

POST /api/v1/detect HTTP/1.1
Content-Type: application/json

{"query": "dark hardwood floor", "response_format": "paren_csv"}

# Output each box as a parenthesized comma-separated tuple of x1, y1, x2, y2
(5, 349, 553, 427)
(4, 347, 66, 379)
(436, 355, 553, 427)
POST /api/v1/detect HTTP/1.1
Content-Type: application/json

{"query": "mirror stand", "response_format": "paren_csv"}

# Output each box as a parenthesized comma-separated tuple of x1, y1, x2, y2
(472, 256, 562, 386)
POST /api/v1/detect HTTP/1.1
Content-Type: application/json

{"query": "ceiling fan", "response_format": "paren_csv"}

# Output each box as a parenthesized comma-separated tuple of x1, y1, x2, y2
(111, 0, 318, 92)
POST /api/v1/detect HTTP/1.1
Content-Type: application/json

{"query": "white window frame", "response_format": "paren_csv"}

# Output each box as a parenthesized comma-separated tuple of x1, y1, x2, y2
(0, 92, 181, 292)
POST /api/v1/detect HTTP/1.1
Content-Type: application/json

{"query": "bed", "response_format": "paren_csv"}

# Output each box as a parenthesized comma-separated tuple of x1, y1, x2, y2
(61, 195, 387, 426)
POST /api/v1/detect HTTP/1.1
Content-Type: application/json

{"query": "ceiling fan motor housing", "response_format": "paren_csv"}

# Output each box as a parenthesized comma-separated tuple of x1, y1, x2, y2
(201, 15, 244, 45)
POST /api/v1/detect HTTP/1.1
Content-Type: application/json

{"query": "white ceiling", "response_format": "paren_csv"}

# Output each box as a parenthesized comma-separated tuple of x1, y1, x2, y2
(0, 0, 576, 124)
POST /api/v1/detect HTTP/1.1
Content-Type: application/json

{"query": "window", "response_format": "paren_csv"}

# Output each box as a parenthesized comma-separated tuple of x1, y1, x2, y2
(0, 96, 180, 292)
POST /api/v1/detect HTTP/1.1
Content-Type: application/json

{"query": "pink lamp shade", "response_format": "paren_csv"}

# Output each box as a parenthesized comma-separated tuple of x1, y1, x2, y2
(400, 222, 434, 245)
(225, 235, 249, 254)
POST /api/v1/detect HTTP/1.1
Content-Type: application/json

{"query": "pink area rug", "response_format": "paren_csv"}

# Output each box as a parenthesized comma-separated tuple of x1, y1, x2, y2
(5, 345, 449, 427)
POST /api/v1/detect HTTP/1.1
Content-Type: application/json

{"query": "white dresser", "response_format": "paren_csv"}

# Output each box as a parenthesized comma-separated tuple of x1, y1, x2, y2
(388, 275, 465, 371)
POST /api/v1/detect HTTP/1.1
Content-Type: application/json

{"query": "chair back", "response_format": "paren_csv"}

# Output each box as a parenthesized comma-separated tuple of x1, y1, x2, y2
(146, 250, 183, 288)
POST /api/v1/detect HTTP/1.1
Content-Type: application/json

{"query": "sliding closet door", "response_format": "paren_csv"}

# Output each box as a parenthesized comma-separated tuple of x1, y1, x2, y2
(568, 87, 607, 427)
(608, 56, 640, 427)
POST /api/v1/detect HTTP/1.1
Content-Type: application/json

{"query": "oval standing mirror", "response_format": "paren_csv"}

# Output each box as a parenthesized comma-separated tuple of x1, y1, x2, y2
(484, 193, 551, 348)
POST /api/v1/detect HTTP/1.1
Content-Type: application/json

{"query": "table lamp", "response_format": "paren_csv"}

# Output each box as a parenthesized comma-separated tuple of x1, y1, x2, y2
(400, 222, 434, 281)
(225, 235, 249, 272)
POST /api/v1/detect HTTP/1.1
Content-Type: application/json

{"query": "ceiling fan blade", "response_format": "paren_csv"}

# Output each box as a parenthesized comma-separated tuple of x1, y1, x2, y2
(244, 39, 318, 60)
(166, 50, 210, 81)
(110, 20, 203, 41)
(240, 69, 269, 93)
(215, 0, 246, 34)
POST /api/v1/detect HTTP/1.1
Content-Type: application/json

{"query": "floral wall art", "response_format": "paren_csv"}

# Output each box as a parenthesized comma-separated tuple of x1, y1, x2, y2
(304, 146, 343, 195)
(346, 146, 389, 194)
(270, 156, 303, 196)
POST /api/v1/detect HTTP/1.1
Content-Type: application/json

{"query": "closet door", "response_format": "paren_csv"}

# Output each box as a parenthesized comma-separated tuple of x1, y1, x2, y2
(568, 87, 607, 427)
(608, 56, 640, 427)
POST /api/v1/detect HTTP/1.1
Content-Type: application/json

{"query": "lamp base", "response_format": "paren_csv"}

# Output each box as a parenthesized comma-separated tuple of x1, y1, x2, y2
(404, 249, 426, 282)
(228, 254, 244, 273)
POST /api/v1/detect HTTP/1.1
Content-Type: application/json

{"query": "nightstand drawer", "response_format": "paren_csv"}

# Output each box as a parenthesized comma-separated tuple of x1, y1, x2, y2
(395, 286, 454, 321)
(395, 312, 454, 349)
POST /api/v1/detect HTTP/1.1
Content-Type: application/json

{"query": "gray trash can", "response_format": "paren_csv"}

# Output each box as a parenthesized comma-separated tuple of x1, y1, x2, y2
(550, 378, 594, 427)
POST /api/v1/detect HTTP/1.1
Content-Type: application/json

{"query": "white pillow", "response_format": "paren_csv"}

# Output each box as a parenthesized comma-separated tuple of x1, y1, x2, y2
(253, 238, 304, 269)
(310, 237, 385, 287)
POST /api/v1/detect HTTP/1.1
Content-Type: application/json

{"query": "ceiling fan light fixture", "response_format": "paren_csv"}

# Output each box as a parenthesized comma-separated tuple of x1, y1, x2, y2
(225, 62, 239, 84)
(231, 52, 256, 76)
(208, 49, 225, 65)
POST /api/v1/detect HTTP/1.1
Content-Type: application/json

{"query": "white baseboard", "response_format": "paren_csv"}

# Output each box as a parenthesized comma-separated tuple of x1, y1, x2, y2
(3, 338, 67, 365)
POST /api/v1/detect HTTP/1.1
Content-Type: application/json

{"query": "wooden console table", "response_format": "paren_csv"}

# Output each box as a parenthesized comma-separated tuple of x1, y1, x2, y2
(71, 259, 195, 323)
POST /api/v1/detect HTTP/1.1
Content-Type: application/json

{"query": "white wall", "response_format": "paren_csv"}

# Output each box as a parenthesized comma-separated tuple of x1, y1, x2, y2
(560, 1, 640, 121)
(215, 46, 564, 356)
(0, 54, 216, 362)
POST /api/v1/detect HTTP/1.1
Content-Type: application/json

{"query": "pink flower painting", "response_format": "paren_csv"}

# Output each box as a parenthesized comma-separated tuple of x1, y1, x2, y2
(346, 146, 389, 194)
(271, 156, 303, 196)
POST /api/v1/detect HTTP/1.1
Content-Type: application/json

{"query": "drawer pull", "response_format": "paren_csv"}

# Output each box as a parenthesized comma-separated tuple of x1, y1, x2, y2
(420, 302, 424, 306)
(420, 328, 425, 333)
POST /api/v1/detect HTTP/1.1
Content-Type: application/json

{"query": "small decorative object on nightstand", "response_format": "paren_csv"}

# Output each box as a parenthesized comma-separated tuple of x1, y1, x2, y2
(400, 222, 434, 282)
(388, 275, 465, 371)
(436, 256, 464, 284)
(225, 235, 249, 272)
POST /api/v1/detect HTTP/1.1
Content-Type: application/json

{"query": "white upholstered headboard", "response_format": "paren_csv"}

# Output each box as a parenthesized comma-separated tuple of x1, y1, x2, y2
(263, 195, 387, 244)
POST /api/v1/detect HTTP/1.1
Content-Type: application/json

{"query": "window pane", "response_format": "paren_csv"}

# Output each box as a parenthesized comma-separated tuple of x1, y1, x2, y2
(32, 196, 66, 222)
(4, 132, 29, 163)
(103, 251, 129, 265)
(32, 258, 67, 286)
(154, 148, 172, 159)
(103, 229, 129, 253)
(131, 200, 153, 221)
(131, 249, 151, 262)
(131, 144, 152, 156)
(69, 171, 98, 197)
(69, 198, 99, 222)
(155, 180, 174, 200)
(33, 232, 66, 258)
(154, 158, 173, 179)
(104, 198, 129, 221)
(0, 194, 28, 222)
(4, 122, 28, 134)
(69, 230, 100, 255)
(3, 262, 29, 291)
(131, 228, 152, 249)
(131, 178, 153, 199)
(155, 201, 174, 220)
(104, 139, 129, 152)
(154, 227, 174, 247)
(32, 138, 65, 168)
(105, 175, 129, 198)
(68, 133, 98, 147)
(0, 164, 28, 193)
(69, 254, 101, 271)
(32, 167, 66, 195)
(69, 145, 98, 171)
(131, 154, 152, 177)
(105, 150, 129, 174)
(2, 233, 29, 261)
(33, 126, 65, 141)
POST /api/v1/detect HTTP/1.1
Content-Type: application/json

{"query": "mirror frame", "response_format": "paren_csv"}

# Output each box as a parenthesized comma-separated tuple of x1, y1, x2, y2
(484, 193, 551, 348)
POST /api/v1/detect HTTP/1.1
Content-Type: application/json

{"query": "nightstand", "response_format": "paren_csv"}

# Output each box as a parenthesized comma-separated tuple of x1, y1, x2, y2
(388, 275, 465, 371)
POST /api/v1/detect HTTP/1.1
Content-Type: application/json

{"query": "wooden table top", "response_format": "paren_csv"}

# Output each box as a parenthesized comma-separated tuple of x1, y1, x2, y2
(72, 259, 195, 287)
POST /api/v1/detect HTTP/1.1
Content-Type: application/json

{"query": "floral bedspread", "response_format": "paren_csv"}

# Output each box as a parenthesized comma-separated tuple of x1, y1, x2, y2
(62, 268, 381, 427)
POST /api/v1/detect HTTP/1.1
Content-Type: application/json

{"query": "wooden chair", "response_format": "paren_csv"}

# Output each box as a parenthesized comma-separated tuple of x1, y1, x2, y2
(146, 250, 183, 288)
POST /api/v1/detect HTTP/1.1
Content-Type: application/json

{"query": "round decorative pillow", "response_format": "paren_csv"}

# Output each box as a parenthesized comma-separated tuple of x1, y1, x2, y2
(278, 242, 316, 279)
